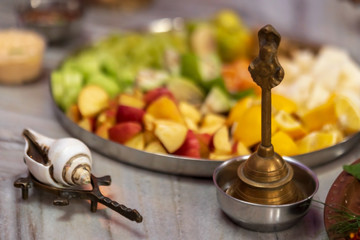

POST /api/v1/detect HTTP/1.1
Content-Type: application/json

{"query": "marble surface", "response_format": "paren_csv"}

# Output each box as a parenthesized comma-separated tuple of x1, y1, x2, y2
(1, 0, 360, 239)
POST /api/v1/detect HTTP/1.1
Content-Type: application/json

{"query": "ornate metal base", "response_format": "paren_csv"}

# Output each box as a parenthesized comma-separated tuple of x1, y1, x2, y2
(14, 173, 143, 223)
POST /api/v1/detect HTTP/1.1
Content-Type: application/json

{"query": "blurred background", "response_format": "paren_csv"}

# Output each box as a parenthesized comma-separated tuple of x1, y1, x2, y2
(1, 0, 359, 60)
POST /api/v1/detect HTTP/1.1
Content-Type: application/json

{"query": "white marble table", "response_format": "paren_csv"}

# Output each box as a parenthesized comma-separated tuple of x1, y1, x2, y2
(1, 0, 360, 239)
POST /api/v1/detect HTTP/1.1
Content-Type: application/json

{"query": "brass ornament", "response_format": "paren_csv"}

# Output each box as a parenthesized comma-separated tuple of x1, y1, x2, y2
(227, 25, 299, 205)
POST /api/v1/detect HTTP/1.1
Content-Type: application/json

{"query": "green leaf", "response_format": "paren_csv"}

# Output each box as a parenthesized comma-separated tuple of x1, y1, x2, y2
(343, 163, 360, 180)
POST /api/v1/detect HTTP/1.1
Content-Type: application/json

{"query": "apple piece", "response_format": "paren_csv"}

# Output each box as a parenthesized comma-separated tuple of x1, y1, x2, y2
(78, 84, 109, 117)
(143, 113, 156, 131)
(198, 113, 226, 134)
(118, 94, 145, 109)
(179, 101, 201, 124)
(146, 96, 184, 123)
(233, 141, 250, 156)
(184, 117, 198, 132)
(144, 87, 175, 105)
(145, 140, 167, 154)
(78, 117, 94, 132)
(96, 108, 117, 127)
(195, 133, 212, 159)
(108, 122, 142, 144)
(116, 105, 145, 124)
(174, 130, 201, 158)
(124, 133, 145, 150)
(154, 120, 187, 153)
(95, 122, 113, 139)
(212, 126, 232, 154)
(66, 104, 81, 123)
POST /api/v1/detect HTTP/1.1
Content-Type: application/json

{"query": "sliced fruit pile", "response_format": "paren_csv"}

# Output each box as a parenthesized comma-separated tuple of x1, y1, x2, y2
(67, 81, 360, 160)
(53, 10, 360, 160)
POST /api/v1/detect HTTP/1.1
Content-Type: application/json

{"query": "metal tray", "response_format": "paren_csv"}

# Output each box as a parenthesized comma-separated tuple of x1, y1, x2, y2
(51, 18, 360, 177)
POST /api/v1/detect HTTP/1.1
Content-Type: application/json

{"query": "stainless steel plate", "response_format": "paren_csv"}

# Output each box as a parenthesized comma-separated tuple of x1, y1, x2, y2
(51, 18, 360, 177)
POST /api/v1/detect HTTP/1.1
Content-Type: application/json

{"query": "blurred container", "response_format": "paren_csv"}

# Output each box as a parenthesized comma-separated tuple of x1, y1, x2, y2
(0, 29, 45, 85)
(85, 0, 153, 11)
(16, 0, 83, 44)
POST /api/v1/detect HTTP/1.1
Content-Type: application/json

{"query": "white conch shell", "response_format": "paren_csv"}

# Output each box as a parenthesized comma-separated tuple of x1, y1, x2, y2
(23, 129, 92, 188)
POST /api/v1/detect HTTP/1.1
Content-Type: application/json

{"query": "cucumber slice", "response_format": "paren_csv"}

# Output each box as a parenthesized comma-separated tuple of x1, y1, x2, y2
(136, 69, 169, 91)
(87, 73, 121, 98)
(202, 86, 231, 113)
(167, 77, 205, 106)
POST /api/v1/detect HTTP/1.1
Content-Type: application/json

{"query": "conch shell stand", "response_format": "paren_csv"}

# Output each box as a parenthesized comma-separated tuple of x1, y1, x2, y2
(14, 129, 142, 223)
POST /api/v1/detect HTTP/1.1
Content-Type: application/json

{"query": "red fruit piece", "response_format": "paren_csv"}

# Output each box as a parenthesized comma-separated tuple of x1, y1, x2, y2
(174, 130, 201, 158)
(108, 122, 142, 144)
(116, 105, 145, 124)
(144, 87, 175, 106)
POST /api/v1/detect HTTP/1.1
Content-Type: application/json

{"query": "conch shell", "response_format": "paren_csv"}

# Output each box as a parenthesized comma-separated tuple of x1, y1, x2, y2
(23, 129, 92, 188)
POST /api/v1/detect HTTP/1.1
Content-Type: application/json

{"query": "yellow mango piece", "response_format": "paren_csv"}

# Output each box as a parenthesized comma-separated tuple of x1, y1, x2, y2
(335, 95, 360, 134)
(272, 131, 298, 156)
(233, 104, 276, 147)
(118, 94, 145, 109)
(296, 131, 339, 154)
(227, 96, 253, 126)
(272, 94, 297, 114)
(301, 95, 336, 132)
(147, 96, 184, 123)
(274, 110, 306, 139)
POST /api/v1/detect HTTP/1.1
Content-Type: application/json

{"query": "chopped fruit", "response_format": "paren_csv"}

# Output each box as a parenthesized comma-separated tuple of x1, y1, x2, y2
(96, 108, 116, 127)
(222, 59, 260, 94)
(274, 110, 306, 139)
(209, 152, 233, 160)
(95, 122, 113, 139)
(78, 117, 94, 132)
(272, 94, 298, 114)
(233, 104, 276, 147)
(124, 133, 145, 150)
(227, 96, 253, 126)
(108, 122, 142, 144)
(146, 96, 184, 123)
(167, 78, 205, 106)
(118, 94, 145, 109)
(143, 113, 156, 131)
(184, 117, 199, 131)
(198, 113, 226, 134)
(233, 141, 250, 155)
(143, 130, 157, 144)
(144, 87, 175, 105)
(296, 131, 339, 154)
(195, 133, 212, 158)
(212, 126, 232, 154)
(153, 120, 188, 153)
(174, 130, 201, 158)
(66, 104, 81, 123)
(144, 140, 167, 154)
(272, 131, 299, 156)
(78, 85, 109, 117)
(179, 101, 201, 124)
(335, 95, 360, 134)
(302, 95, 337, 131)
(116, 105, 145, 124)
